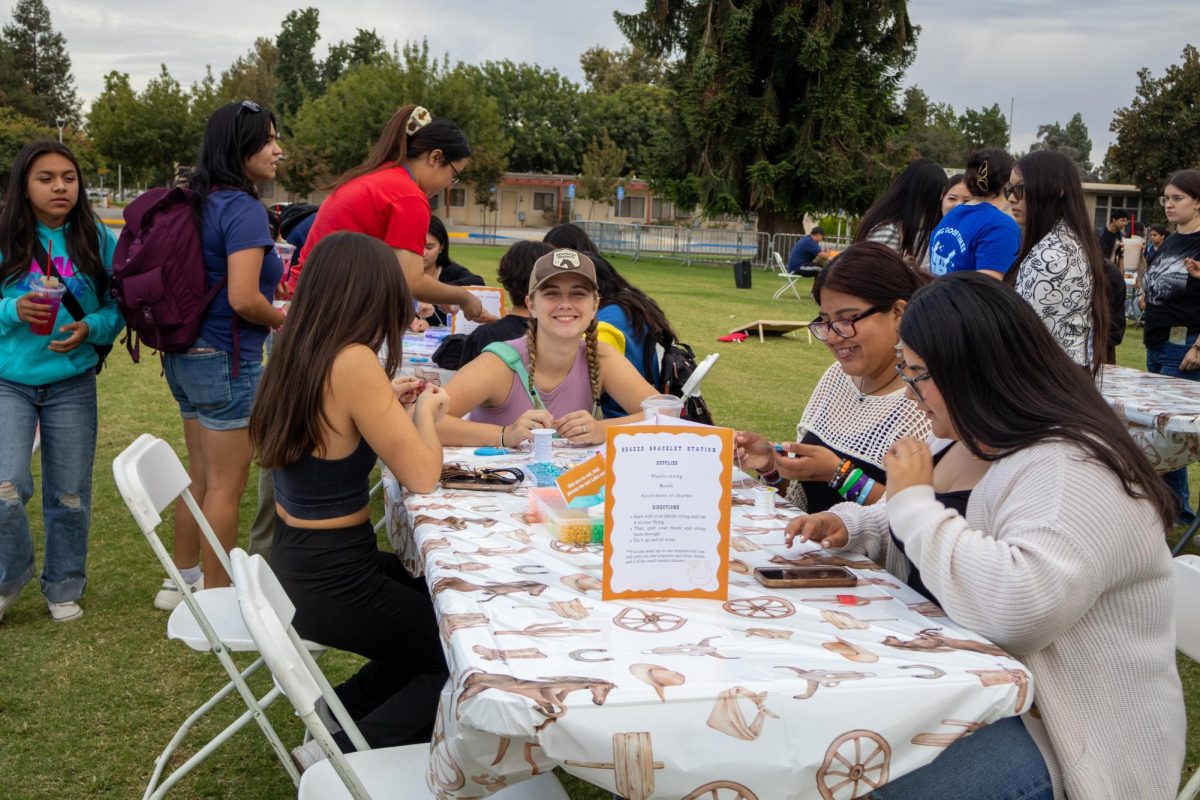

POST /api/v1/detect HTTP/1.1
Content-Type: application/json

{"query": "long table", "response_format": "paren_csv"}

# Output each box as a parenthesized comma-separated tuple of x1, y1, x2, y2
(384, 447, 1031, 800)
(1100, 363, 1200, 472)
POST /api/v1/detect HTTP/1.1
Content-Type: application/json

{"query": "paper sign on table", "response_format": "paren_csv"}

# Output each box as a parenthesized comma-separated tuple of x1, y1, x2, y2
(451, 287, 505, 335)
(556, 453, 606, 504)
(602, 425, 733, 600)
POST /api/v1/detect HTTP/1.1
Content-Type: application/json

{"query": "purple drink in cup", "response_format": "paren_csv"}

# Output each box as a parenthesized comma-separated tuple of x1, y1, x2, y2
(29, 276, 66, 336)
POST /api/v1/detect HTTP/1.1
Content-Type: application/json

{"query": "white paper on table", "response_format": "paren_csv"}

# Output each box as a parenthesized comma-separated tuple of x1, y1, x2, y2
(451, 287, 505, 335)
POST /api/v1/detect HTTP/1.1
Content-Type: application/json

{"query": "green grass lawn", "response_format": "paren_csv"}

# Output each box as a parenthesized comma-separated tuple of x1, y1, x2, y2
(0, 246, 1196, 799)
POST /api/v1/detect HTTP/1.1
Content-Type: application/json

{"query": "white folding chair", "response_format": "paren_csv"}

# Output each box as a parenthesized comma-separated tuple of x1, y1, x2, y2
(230, 548, 568, 800)
(1175, 555, 1200, 800)
(771, 251, 804, 302)
(113, 434, 331, 799)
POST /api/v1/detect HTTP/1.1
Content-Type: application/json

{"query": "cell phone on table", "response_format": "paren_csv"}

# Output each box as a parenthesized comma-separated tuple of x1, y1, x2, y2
(753, 566, 857, 588)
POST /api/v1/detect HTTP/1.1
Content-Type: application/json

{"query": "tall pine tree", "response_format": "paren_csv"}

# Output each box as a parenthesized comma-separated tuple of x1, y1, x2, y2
(274, 8, 322, 133)
(2, 0, 78, 126)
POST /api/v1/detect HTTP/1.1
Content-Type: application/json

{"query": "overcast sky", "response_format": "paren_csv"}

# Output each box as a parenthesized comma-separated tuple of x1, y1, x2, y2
(48, 0, 1200, 166)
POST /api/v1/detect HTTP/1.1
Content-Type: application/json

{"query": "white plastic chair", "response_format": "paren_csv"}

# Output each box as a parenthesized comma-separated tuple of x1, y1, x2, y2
(230, 548, 569, 800)
(113, 435, 335, 799)
(771, 251, 804, 301)
(1175, 556, 1200, 800)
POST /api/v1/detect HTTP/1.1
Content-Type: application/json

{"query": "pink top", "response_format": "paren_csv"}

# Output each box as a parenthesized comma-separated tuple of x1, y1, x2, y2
(470, 337, 593, 426)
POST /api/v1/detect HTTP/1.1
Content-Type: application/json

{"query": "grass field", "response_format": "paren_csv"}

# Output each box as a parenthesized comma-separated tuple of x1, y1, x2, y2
(0, 245, 1196, 799)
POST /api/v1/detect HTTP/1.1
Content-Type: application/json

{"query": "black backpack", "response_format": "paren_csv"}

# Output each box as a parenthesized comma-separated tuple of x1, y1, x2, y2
(651, 339, 714, 425)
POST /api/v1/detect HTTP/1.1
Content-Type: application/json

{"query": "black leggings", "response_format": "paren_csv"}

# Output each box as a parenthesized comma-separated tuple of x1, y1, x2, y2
(271, 517, 448, 748)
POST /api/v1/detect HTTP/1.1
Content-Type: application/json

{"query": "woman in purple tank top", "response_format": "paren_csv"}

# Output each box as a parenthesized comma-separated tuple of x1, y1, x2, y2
(439, 248, 658, 446)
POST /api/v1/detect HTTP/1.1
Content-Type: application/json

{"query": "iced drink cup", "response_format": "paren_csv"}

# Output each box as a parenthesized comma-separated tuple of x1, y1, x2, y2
(641, 394, 684, 423)
(29, 276, 66, 336)
(274, 242, 296, 270)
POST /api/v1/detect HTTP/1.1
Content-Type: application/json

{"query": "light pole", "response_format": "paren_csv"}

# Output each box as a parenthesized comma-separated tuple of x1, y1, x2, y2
(55, 117, 65, 143)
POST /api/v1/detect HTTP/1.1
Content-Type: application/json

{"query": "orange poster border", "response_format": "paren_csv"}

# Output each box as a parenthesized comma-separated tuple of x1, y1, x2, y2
(602, 425, 733, 601)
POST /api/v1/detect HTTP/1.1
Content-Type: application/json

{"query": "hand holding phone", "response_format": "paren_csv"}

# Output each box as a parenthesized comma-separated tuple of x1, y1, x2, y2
(753, 566, 857, 588)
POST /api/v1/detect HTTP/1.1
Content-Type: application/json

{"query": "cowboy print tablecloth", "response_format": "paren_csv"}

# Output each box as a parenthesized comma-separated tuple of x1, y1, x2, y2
(384, 448, 1032, 800)
(1100, 364, 1200, 472)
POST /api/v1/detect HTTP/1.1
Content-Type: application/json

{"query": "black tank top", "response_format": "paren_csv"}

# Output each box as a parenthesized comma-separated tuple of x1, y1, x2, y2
(273, 437, 378, 520)
(889, 446, 972, 606)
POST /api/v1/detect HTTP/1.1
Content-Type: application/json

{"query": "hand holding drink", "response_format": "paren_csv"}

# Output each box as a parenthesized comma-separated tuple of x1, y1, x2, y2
(22, 275, 66, 335)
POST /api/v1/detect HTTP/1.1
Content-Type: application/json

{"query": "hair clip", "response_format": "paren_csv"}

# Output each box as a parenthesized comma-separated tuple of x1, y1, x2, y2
(406, 106, 432, 135)
(975, 160, 989, 190)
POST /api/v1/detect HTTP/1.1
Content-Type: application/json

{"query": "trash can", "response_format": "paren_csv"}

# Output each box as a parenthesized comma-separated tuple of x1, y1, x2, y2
(733, 260, 752, 289)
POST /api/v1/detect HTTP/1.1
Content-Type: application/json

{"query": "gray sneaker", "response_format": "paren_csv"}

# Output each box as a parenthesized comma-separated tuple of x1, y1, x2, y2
(153, 575, 204, 611)
(0, 589, 21, 623)
(290, 739, 328, 774)
(47, 600, 83, 622)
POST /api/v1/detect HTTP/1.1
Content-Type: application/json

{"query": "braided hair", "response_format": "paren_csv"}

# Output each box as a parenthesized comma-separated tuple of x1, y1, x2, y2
(524, 315, 602, 409)
(525, 317, 539, 392)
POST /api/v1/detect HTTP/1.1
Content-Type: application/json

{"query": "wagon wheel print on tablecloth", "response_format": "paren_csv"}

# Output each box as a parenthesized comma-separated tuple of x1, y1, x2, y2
(564, 732, 663, 800)
(613, 606, 686, 633)
(815, 729, 891, 800)
(723, 596, 796, 619)
(681, 780, 761, 800)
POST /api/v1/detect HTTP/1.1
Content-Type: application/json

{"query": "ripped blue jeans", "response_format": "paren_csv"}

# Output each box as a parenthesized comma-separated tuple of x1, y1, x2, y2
(0, 370, 97, 604)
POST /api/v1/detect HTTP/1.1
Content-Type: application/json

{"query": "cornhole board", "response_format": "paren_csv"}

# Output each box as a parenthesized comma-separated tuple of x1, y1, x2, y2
(730, 320, 811, 344)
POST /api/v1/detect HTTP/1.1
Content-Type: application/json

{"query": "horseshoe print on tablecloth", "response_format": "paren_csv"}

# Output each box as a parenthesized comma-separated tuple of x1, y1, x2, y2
(570, 648, 615, 662)
(899, 664, 946, 680)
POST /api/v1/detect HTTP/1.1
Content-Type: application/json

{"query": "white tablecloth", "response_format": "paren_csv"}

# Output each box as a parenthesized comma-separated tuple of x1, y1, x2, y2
(384, 448, 1032, 800)
(1100, 364, 1200, 471)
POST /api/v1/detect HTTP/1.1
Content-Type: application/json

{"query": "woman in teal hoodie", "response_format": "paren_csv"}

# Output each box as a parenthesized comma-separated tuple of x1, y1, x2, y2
(0, 140, 121, 624)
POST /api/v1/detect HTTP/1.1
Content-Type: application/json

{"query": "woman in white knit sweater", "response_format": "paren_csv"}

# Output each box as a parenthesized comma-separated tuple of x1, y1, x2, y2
(790, 272, 1183, 800)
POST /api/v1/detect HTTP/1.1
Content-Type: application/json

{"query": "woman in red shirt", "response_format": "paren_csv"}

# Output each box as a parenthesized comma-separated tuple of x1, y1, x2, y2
(297, 104, 489, 322)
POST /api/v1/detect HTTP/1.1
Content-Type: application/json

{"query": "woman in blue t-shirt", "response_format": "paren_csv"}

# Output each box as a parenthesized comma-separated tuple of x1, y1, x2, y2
(157, 101, 286, 608)
(0, 140, 121, 623)
(928, 148, 1021, 278)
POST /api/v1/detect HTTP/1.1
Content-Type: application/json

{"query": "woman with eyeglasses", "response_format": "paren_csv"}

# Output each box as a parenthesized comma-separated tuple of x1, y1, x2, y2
(295, 105, 490, 324)
(154, 100, 286, 609)
(1002, 149, 1109, 375)
(927, 148, 1020, 278)
(787, 272, 1183, 800)
(735, 243, 932, 513)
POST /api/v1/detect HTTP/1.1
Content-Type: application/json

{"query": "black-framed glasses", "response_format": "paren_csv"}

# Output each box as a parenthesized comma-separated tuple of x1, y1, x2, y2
(1002, 182, 1025, 202)
(808, 307, 882, 341)
(1160, 193, 1190, 206)
(449, 162, 462, 186)
(895, 361, 932, 401)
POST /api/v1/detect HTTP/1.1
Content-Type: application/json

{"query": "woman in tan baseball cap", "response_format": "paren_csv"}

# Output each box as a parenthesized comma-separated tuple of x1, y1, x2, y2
(438, 248, 658, 446)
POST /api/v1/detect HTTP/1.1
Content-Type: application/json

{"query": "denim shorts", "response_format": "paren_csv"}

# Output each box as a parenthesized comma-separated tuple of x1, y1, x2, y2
(163, 338, 263, 431)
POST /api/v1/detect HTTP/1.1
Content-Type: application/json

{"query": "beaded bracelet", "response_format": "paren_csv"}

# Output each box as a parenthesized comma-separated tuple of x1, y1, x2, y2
(851, 478, 876, 505)
(829, 458, 853, 489)
(759, 468, 786, 487)
(836, 468, 865, 498)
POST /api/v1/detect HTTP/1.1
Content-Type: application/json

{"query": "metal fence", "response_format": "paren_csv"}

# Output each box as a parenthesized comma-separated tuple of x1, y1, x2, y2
(579, 221, 853, 270)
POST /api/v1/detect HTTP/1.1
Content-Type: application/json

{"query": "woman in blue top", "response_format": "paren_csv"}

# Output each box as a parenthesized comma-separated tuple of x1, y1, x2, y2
(928, 148, 1021, 279)
(0, 140, 121, 623)
(157, 101, 285, 608)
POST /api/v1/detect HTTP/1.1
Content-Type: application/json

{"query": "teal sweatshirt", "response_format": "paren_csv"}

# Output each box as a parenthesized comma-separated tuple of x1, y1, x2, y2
(0, 221, 121, 386)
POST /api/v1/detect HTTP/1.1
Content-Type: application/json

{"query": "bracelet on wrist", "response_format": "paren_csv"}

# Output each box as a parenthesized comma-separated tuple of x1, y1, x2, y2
(759, 468, 785, 487)
(836, 468, 865, 498)
(829, 458, 854, 489)
(500, 425, 507, 448)
(851, 477, 876, 505)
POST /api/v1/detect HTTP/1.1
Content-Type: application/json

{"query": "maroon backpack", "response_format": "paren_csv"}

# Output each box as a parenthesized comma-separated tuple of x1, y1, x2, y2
(111, 187, 225, 360)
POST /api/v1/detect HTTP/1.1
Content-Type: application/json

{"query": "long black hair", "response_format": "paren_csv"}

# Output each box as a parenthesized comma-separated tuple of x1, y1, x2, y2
(544, 223, 597, 252)
(854, 158, 947, 263)
(1005, 149, 1109, 376)
(813, 242, 932, 307)
(902, 272, 1175, 531)
(589, 251, 677, 351)
(186, 100, 278, 221)
(427, 215, 453, 268)
(334, 104, 470, 190)
(0, 140, 106, 294)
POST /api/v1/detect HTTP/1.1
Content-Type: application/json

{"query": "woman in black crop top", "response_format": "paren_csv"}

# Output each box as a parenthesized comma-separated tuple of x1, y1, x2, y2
(249, 232, 449, 757)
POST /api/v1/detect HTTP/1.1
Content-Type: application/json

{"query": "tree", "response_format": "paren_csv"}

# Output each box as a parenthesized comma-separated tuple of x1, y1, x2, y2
(0, 105, 51, 191)
(87, 71, 144, 182)
(615, 0, 916, 233)
(87, 66, 196, 187)
(579, 82, 672, 177)
(579, 45, 666, 93)
(1, 0, 78, 126)
(469, 61, 583, 174)
(219, 37, 279, 109)
(578, 132, 627, 218)
(322, 28, 387, 87)
(275, 8, 322, 130)
(1108, 45, 1200, 195)
(1031, 112, 1094, 175)
(896, 86, 966, 166)
(958, 103, 1009, 152)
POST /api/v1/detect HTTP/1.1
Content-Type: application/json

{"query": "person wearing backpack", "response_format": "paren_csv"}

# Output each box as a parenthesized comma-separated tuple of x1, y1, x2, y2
(437, 248, 658, 447)
(154, 101, 286, 610)
(0, 140, 121, 623)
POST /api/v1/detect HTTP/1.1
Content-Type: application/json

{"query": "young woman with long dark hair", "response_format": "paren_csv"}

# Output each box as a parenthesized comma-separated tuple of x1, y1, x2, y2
(156, 101, 286, 608)
(790, 272, 1183, 800)
(1003, 149, 1109, 374)
(591, 252, 678, 417)
(421, 215, 482, 326)
(250, 232, 448, 756)
(853, 157, 947, 267)
(297, 104, 490, 323)
(940, 173, 970, 216)
(0, 141, 121, 623)
(543, 222, 597, 252)
(928, 148, 1020, 277)
(736, 243, 932, 513)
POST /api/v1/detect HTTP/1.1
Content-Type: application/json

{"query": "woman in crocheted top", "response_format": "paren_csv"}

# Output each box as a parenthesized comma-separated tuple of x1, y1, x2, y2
(735, 243, 932, 513)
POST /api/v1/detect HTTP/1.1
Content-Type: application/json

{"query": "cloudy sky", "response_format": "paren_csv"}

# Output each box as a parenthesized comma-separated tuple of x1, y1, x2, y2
(47, 0, 1200, 166)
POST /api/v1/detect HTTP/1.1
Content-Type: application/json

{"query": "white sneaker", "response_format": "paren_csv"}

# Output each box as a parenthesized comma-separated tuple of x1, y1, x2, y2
(0, 590, 21, 623)
(153, 575, 204, 611)
(47, 600, 83, 622)
(291, 739, 328, 773)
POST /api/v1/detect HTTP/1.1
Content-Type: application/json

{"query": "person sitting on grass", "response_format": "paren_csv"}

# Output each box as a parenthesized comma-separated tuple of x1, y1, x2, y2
(789, 272, 1183, 800)
(437, 248, 658, 447)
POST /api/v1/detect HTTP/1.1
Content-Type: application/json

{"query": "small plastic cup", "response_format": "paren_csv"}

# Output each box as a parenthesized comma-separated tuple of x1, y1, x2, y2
(274, 242, 296, 270)
(641, 394, 685, 423)
(29, 277, 66, 336)
(753, 485, 778, 514)
(532, 428, 555, 462)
